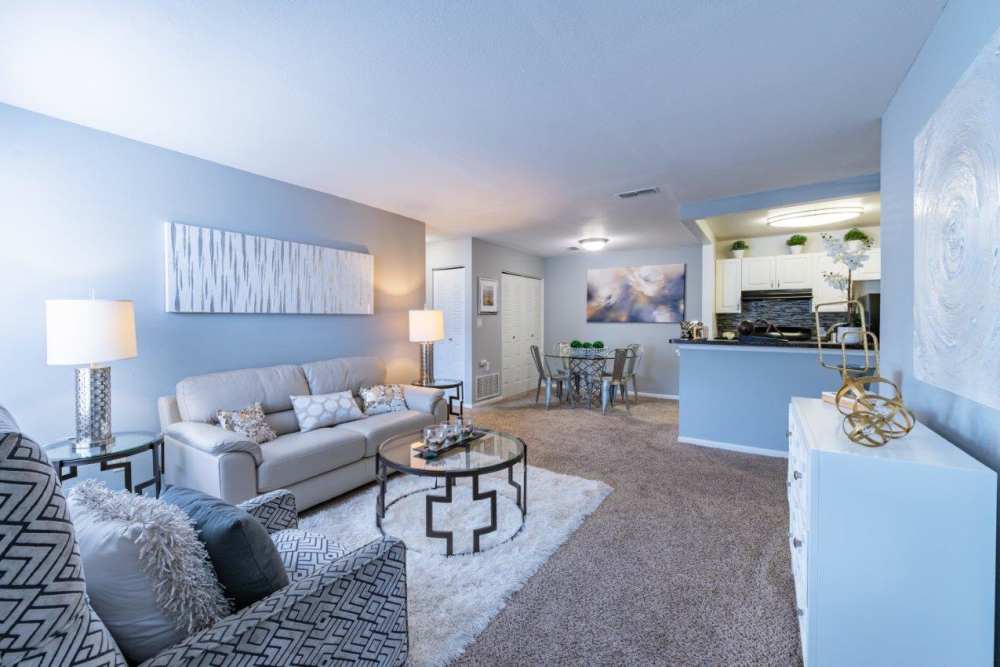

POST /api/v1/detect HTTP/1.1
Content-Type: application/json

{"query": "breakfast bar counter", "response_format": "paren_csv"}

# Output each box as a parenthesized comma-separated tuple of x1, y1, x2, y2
(672, 339, 869, 456)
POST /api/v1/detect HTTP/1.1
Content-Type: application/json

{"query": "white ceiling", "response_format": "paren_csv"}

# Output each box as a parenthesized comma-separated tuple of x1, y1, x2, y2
(707, 193, 882, 241)
(0, 1, 944, 257)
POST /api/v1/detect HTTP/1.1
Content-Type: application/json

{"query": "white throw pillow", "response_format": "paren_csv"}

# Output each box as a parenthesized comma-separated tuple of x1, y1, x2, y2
(359, 384, 408, 415)
(290, 391, 365, 432)
(67, 481, 230, 664)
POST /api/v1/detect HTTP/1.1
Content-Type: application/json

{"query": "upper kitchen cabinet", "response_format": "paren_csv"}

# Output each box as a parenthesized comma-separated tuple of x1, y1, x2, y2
(741, 256, 775, 290)
(716, 258, 742, 313)
(774, 255, 813, 289)
(740, 255, 813, 290)
(852, 247, 881, 281)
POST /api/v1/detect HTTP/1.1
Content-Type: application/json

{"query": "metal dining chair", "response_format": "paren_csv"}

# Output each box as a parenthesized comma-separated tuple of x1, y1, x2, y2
(624, 343, 642, 405)
(531, 344, 572, 409)
(600, 348, 630, 415)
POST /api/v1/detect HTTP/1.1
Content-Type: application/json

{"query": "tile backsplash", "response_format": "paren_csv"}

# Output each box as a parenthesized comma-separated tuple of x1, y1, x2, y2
(716, 297, 845, 337)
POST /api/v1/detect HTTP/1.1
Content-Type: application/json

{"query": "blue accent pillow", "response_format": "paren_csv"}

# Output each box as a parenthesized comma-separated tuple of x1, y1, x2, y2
(161, 486, 288, 610)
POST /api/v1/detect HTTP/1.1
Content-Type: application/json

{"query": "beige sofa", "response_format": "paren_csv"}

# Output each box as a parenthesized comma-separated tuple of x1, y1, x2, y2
(158, 356, 445, 510)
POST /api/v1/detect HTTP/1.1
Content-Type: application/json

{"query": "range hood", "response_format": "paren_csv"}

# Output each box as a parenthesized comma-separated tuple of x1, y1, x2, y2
(741, 289, 812, 301)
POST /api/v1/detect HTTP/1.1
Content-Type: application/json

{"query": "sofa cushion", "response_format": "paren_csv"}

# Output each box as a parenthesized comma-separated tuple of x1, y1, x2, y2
(271, 529, 348, 580)
(301, 356, 385, 395)
(338, 409, 436, 457)
(264, 409, 301, 436)
(177, 364, 309, 423)
(161, 486, 289, 611)
(257, 428, 366, 492)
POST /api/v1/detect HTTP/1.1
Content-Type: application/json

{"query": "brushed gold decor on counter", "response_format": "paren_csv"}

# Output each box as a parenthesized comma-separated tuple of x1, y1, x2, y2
(814, 299, 915, 447)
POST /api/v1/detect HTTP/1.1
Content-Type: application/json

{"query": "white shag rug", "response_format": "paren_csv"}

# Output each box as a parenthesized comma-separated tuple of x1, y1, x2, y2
(300, 465, 611, 666)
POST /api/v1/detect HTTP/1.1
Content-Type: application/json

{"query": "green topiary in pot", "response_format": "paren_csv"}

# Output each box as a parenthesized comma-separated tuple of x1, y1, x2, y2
(570, 340, 582, 348)
(581, 341, 593, 348)
(786, 234, 807, 246)
(592, 341, 605, 349)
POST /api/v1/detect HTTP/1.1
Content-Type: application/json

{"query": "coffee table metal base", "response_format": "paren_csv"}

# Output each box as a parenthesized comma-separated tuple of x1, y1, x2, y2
(376, 455, 527, 557)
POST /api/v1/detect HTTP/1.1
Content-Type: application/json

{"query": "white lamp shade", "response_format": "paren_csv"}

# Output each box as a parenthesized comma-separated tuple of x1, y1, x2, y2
(409, 309, 445, 343)
(46, 299, 138, 365)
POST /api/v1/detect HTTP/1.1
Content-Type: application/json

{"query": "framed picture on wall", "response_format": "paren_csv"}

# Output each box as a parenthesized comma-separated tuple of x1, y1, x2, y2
(478, 277, 499, 314)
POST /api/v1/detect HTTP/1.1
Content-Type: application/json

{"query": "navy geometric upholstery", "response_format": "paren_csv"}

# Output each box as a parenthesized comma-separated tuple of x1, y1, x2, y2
(0, 410, 408, 667)
(0, 425, 127, 666)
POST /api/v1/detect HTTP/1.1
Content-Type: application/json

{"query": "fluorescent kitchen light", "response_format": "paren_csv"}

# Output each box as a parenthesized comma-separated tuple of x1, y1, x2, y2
(767, 205, 864, 228)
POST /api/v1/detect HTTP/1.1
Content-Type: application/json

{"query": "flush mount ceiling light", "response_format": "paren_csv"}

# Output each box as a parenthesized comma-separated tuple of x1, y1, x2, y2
(766, 205, 865, 228)
(578, 237, 609, 251)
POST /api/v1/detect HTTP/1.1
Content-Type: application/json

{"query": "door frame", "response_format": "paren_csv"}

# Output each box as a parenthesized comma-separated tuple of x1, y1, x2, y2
(431, 266, 468, 387)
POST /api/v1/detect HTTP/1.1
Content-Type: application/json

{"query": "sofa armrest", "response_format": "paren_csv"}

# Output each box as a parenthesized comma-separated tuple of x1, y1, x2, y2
(237, 490, 298, 534)
(402, 384, 445, 415)
(140, 538, 408, 667)
(164, 421, 262, 465)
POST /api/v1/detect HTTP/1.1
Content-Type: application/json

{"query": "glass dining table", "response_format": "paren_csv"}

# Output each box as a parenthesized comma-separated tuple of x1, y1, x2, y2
(544, 347, 635, 407)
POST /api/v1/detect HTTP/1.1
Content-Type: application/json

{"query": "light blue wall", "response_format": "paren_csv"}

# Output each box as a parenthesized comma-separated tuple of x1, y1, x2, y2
(543, 245, 702, 396)
(881, 0, 1000, 471)
(677, 347, 855, 453)
(0, 103, 427, 449)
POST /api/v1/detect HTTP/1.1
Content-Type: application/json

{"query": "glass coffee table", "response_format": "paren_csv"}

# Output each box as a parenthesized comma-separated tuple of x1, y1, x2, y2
(376, 430, 527, 556)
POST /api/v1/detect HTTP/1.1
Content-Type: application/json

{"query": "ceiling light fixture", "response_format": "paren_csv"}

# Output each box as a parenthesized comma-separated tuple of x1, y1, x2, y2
(578, 237, 609, 251)
(766, 205, 865, 228)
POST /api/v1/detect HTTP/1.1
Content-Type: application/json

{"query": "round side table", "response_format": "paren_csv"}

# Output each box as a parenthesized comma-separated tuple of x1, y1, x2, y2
(411, 378, 464, 421)
(44, 431, 165, 496)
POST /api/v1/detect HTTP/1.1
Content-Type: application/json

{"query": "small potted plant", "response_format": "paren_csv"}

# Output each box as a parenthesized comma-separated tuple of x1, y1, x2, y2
(593, 340, 605, 356)
(570, 340, 582, 348)
(786, 234, 807, 254)
(730, 240, 749, 258)
(581, 341, 594, 357)
(843, 228, 870, 253)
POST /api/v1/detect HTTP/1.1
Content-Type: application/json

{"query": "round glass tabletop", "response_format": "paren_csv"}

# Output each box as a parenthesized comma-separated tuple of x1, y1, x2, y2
(378, 430, 524, 477)
(410, 378, 462, 389)
(44, 431, 162, 464)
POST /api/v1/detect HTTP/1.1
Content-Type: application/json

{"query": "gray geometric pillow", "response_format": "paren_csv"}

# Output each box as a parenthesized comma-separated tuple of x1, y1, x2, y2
(0, 428, 128, 667)
(290, 391, 364, 432)
(359, 384, 408, 416)
(216, 402, 277, 444)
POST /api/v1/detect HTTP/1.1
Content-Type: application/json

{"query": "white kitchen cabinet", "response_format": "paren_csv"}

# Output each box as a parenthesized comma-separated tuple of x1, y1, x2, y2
(787, 398, 995, 667)
(741, 256, 775, 291)
(715, 258, 742, 313)
(812, 254, 847, 312)
(852, 247, 881, 281)
(774, 254, 814, 289)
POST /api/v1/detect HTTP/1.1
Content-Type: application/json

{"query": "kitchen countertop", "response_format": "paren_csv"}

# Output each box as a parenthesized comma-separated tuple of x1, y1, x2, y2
(669, 337, 868, 351)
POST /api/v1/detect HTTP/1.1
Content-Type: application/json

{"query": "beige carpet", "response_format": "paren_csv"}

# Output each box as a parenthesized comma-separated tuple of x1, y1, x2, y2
(452, 395, 802, 666)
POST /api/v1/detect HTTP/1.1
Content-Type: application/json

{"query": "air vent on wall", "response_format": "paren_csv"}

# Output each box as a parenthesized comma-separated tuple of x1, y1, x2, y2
(616, 186, 660, 199)
(476, 373, 501, 401)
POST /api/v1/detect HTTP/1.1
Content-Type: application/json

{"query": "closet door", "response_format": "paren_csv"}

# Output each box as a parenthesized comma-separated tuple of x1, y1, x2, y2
(432, 267, 466, 382)
(501, 274, 523, 396)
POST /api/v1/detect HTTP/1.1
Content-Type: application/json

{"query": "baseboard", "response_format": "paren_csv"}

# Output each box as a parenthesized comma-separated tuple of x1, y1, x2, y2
(637, 391, 679, 400)
(677, 435, 788, 458)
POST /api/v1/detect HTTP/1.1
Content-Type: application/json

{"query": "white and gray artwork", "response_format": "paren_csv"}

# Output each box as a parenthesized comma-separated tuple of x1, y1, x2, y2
(914, 26, 1000, 409)
(164, 222, 374, 314)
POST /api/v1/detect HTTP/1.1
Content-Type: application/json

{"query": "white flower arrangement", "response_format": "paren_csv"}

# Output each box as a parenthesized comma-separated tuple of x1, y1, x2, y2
(821, 233, 870, 294)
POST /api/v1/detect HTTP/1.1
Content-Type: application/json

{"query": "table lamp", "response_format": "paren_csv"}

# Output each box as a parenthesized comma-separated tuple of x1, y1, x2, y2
(46, 299, 137, 449)
(409, 309, 444, 385)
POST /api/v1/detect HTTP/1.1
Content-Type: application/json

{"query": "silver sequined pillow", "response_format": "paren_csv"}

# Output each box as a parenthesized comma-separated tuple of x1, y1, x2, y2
(216, 402, 277, 444)
(359, 384, 407, 416)
(290, 391, 365, 432)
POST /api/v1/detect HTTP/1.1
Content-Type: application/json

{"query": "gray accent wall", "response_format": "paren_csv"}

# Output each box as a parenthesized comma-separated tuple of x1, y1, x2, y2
(881, 0, 1000, 473)
(0, 103, 427, 445)
(544, 245, 703, 396)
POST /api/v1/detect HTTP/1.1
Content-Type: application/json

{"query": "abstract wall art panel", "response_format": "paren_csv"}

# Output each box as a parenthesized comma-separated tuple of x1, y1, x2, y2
(164, 222, 374, 314)
(913, 27, 1000, 409)
(586, 264, 685, 323)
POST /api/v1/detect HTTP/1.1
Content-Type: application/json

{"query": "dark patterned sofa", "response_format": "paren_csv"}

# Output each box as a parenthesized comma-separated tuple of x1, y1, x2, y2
(0, 407, 409, 667)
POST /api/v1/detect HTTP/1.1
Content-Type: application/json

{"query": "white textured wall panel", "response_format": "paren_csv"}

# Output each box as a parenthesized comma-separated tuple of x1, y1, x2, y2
(164, 222, 374, 314)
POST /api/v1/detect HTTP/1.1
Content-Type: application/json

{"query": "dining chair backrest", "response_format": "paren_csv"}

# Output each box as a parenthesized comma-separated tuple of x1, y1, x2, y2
(625, 344, 641, 376)
(530, 344, 547, 378)
(610, 348, 629, 380)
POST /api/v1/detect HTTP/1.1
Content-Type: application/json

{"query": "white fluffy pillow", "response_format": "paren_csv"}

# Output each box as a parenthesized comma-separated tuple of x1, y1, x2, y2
(290, 391, 365, 432)
(67, 480, 230, 663)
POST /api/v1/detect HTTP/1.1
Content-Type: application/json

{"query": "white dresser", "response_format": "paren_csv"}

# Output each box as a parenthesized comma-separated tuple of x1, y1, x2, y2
(787, 397, 997, 666)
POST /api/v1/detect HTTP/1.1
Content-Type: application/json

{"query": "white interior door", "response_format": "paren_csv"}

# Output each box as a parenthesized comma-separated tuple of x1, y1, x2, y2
(501, 274, 542, 397)
(432, 267, 466, 382)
